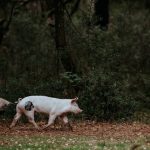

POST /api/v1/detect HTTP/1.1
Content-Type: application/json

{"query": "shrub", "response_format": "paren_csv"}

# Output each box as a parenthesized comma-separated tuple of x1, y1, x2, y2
(79, 71, 137, 121)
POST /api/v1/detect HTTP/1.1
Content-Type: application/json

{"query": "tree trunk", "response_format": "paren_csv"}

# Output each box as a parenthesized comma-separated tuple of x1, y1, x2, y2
(0, 1, 16, 45)
(54, 0, 76, 74)
(145, 0, 150, 9)
(94, 0, 109, 30)
(0, 1, 16, 87)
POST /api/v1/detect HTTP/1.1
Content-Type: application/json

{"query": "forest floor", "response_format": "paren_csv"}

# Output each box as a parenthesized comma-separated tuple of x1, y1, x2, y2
(0, 120, 150, 149)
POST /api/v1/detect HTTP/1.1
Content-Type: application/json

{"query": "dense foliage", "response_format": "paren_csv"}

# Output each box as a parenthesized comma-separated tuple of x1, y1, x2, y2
(0, 1, 149, 121)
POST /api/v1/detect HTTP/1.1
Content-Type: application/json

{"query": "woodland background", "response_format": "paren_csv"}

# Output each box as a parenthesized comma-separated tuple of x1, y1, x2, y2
(0, 0, 150, 122)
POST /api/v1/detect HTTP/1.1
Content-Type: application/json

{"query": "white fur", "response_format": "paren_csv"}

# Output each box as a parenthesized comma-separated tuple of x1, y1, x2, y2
(10, 96, 82, 130)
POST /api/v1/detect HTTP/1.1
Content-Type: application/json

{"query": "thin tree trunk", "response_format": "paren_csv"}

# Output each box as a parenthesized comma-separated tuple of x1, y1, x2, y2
(145, 0, 150, 9)
(54, 0, 76, 74)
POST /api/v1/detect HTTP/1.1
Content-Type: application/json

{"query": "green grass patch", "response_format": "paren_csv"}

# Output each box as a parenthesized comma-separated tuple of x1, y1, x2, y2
(0, 135, 149, 150)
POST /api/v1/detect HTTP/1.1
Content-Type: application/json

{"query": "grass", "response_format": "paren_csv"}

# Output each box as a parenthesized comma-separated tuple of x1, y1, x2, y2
(0, 135, 149, 150)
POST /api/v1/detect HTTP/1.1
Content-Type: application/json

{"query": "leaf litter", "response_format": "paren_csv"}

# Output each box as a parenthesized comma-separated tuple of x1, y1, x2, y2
(0, 120, 149, 149)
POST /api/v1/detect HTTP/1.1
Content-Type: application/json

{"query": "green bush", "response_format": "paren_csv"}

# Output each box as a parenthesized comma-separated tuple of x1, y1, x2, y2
(79, 72, 138, 121)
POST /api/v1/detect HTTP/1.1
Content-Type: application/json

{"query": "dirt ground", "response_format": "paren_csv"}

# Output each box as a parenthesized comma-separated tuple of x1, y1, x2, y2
(0, 120, 150, 140)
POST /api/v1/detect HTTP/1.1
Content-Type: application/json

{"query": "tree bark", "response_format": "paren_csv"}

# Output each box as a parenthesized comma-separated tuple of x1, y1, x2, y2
(0, 0, 16, 44)
(145, 0, 150, 9)
(54, 0, 76, 74)
(94, 0, 109, 30)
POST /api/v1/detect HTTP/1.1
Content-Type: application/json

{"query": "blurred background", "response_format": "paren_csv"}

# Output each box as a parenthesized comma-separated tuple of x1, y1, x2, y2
(0, 0, 149, 122)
